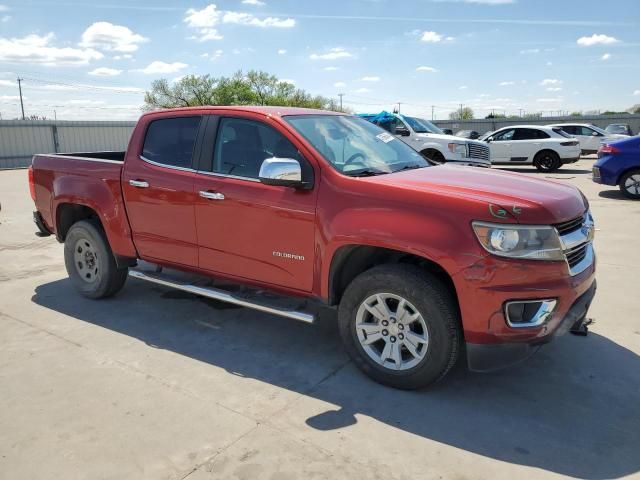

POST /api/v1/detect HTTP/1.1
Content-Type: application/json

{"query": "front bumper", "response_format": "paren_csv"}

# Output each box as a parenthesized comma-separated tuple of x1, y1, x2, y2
(466, 280, 597, 371)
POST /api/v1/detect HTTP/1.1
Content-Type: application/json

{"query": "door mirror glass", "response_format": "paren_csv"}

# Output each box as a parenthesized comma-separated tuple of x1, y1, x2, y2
(259, 158, 306, 188)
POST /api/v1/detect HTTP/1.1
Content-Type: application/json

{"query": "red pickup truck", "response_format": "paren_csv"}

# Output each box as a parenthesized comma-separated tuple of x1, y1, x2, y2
(29, 106, 596, 389)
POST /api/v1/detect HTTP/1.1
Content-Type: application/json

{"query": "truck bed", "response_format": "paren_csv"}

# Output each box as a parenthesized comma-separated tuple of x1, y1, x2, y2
(50, 151, 126, 162)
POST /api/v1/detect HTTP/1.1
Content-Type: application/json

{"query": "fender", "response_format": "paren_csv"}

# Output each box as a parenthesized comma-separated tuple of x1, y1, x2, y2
(52, 173, 137, 258)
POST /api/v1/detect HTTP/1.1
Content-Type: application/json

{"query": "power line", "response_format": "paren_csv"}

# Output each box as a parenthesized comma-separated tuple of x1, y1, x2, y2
(19, 76, 144, 95)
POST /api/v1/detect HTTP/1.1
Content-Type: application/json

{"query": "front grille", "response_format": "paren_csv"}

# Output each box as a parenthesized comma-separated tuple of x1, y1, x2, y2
(555, 214, 584, 235)
(566, 243, 589, 269)
(468, 143, 490, 161)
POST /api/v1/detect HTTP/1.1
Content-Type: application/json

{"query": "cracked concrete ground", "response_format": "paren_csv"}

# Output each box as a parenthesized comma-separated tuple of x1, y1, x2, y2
(1, 161, 639, 480)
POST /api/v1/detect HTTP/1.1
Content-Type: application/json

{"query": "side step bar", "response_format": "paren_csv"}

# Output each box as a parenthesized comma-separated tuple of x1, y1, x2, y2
(128, 270, 315, 324)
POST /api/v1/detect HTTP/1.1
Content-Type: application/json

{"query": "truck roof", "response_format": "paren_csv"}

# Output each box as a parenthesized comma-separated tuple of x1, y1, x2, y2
(141, 105, 344, 119)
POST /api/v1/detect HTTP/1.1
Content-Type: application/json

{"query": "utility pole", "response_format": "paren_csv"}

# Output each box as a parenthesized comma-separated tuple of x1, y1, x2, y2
(54, 109, 57, 122)
(338, 93, 344, 112)
(396, 102, 402, 114)
(431, 105, 434, 121)
(17, 77, 25, 120)
(518, 108, 524, 117)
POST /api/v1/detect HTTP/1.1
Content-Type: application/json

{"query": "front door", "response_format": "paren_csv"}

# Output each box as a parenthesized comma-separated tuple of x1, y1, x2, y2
(193, 115, 317, 292)
(489, 128, 515, 162)
(122, 115, 202, 267)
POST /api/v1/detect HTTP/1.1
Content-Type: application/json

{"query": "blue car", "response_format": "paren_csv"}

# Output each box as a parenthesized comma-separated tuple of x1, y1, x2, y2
(593, 136, 640, 199)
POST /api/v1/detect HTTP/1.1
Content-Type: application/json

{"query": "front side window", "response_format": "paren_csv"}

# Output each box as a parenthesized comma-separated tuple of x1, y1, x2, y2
(213, 117, 303, 179)
(142, 116, 201, 169)
(493, 129, 516, 141)
(285, 115, 427, 176)
(581, 126, 605, 136)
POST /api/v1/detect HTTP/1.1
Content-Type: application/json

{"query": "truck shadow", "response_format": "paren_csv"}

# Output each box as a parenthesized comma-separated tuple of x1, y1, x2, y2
(32, 278, 640, 480)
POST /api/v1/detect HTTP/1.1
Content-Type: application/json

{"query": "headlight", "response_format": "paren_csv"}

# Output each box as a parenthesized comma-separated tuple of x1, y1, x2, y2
(448, 143, 468, 157)
(472, 222, 564, 261)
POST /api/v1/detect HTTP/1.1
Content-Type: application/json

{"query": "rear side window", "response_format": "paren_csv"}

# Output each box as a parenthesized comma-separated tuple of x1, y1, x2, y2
(213, 117, 303, 179)
(142, 116, 202, 169)
(514, 128, 550, 140)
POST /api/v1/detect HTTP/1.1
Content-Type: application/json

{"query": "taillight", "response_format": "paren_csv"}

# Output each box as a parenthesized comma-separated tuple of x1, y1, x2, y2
(599, 144, 620, 155)
(560, 141, 579, 147)
(28, 166, 36, 202)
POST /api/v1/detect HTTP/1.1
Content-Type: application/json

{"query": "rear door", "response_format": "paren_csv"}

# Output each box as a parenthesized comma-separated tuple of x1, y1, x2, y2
(193, 114, 318, 292)
(122, 115, 203, 266)
(512, 128, 548, 161)
(488, 128, 515, 162)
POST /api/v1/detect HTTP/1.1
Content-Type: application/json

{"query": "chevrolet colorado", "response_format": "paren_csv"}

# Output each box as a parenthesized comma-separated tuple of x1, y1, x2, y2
(29, 106, 596, 389)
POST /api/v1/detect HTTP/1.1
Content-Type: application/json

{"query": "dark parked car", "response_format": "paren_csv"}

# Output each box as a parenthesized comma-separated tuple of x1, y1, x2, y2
(605, 124, 634, 136)
(456, 130, 480, 140)
(593, 136, 640, 199)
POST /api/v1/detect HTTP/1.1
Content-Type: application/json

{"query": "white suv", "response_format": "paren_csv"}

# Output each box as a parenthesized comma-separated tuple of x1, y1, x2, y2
(361, 112, 491, 167)
(547, 123, 627, 155)
(483, 125, 581, 172)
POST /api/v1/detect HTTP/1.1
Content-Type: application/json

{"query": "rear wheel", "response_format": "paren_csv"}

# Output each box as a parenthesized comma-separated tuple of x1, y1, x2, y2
(64, 220, 128, 299)
(619, 169, 640, 199)
(338, 264, 461, 389)
(533, 151, 561, 172)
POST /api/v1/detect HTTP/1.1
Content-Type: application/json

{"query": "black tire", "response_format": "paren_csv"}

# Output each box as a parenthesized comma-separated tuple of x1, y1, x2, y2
(64, 219, 128, 299)
(619, 169, 640, 199)
(533, 150, 561, 172)
(421, 149, 446, 165)
(338, 264, 461, 389)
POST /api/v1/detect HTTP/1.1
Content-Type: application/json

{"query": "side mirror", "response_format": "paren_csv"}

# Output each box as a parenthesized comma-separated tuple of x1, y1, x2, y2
(486, 137, 494, 143)
(259, 158, 306, 189)
(395, 128, 411, 137)
(592, 132, 600, 137)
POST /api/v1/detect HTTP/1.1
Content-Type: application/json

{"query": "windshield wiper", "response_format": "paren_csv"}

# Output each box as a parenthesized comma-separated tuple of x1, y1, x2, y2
(394, 164, 427, 172)
(345, 169, 389, 177)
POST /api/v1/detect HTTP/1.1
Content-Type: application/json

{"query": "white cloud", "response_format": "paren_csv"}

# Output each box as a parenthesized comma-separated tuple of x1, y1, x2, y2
(138, 61, 188, 74)
(69, 99, 106, 105)
(0, 5, 9, 11)
(499, 81, 515, 86)
(577, 34, 619, 47)
(222, 11, 295, 27)
(309, 47, 352, 60)
(601, 53, 611, 61)
(113, 54, 133, 60)
(80, 22, 148, 53)
(0, 33, 102, 65)
(88, 67, 122, 76)
(459, 85, 468, 90)
(520, 48, 540, 54)
(242, 0, 265, 4)
(277, 49, 287, 55)
(421, 31, 443, 43)
(354, 87, 371, 94)
(280, 78, 295, 85)
(184, 4, 293, 41)
(360, 76, 380, 82)
(536, 97, 563, 103)
(201, 49, 223, 60)
(546, 87, 562, 92)
(334, 81, 346, 88)
(416, 66, 438, 72)
(634, 90, 640, 96)
(323, 66, 339, 71)
(463, 0, 515, 3)
(0, 79, 15, 87)
(1, 15, 10, 22)
(540, 78, 562, 86)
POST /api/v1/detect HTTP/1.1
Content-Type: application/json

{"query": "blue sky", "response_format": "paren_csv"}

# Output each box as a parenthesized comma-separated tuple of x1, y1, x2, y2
(0, 0, 639, 120)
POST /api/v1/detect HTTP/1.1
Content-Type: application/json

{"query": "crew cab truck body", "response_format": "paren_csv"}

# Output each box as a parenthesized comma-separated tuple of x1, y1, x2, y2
(30, 106, 596, 389)
(359, 111, 491, 168)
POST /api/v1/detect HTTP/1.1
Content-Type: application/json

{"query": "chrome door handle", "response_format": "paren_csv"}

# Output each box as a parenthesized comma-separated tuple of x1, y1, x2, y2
(199, 191, 225, 200)
(129, 180, 149, 188)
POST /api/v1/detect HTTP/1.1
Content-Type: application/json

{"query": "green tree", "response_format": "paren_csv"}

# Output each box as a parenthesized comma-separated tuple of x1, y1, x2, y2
(449, 107, 474, 120)
(143, 70, 339, 111)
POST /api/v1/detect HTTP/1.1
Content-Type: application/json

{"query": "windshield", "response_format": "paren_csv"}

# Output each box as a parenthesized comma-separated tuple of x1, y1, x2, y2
(285, 115, 429, 176)
(605, 125, 627, 134)
(403, 116, 443, 134)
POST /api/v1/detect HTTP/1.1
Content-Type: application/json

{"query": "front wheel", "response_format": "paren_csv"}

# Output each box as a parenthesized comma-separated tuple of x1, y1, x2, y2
(64, 220, 128, 299)
(533, 151, 561, 172)
(338, 264, 461, 389)
(619, 169, 640, 199)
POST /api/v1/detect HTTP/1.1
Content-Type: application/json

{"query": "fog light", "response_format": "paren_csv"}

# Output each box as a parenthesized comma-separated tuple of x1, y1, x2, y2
(505, 299, 557, 328)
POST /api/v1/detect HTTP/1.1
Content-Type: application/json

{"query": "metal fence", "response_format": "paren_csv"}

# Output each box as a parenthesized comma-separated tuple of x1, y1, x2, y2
(0, 120, 136, 169)
(434, 114, 640, 136)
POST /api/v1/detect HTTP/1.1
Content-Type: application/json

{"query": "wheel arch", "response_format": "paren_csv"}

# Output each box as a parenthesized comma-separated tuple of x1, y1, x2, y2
(327, 244, 459, 309)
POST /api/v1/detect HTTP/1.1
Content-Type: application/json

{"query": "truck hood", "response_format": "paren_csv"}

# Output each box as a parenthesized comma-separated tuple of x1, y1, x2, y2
(367, 165, 586, 224)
